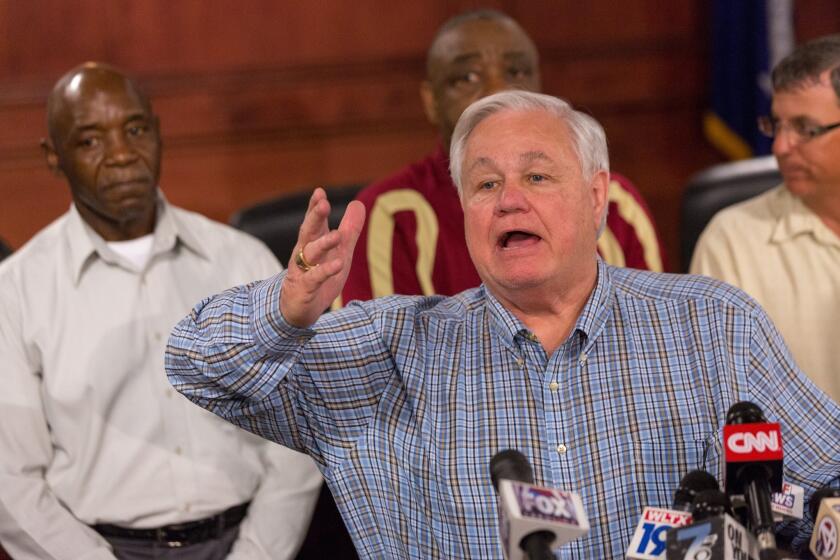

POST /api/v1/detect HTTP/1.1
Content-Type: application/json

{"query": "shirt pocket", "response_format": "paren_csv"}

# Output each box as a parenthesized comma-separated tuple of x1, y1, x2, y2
(628, 431, 721, 512)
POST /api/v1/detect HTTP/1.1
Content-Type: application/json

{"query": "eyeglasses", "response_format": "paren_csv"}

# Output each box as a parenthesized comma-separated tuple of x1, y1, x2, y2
(758, 115, 840, 144)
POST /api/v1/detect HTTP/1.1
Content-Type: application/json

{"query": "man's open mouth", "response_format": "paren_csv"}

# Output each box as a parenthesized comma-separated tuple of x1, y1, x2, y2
(499, 230, 542, 249)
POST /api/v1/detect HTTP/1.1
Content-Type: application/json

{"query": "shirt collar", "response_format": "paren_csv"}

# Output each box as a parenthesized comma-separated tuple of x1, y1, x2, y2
(483, 257, 614, 352)
(65, 190, 210, 285)
(771, 185, 840, 248)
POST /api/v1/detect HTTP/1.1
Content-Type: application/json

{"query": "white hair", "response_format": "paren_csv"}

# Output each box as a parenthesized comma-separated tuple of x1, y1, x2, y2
(449, 90, 611, 234)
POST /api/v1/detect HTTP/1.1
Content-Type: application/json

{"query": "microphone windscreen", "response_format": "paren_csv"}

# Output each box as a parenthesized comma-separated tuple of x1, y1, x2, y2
(490, 449, 534, 490)
(673, 470, 719, 510)
(726, 401, 766, 424)
(809, 487, 840, 520)
(691, 489, 732, 522)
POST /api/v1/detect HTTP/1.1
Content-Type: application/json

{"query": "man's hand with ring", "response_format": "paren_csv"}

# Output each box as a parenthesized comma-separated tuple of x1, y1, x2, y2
(280, 187, 365, 328)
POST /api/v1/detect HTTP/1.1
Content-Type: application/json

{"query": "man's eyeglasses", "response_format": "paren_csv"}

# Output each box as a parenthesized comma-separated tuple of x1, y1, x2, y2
(757, 115, 840, 144)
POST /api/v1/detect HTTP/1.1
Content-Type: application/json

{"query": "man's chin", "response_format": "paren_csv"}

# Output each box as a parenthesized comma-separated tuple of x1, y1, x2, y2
(486, 272, 547, 294)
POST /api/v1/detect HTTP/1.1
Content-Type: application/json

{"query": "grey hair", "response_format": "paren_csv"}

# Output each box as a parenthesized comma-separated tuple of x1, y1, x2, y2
(772, 34, 840, 99)
(449, 90, 611, 233)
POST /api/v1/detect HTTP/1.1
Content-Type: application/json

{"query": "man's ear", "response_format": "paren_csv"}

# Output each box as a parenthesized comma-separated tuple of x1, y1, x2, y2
(40, 138, 64, 178)
(420, 81, 440, 126)
(590, 170, 610, 232)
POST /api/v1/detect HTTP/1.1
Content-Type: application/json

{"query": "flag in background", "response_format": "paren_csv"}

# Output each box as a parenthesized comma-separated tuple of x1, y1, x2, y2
(705, 0, 794, 160)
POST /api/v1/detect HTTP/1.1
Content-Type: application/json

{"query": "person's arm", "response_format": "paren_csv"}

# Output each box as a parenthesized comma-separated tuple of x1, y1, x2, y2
(744, 306, 840, 553)
(167, 189, 371, 453)
(0, 276, 116, 560)
(226, 444, 322, 559)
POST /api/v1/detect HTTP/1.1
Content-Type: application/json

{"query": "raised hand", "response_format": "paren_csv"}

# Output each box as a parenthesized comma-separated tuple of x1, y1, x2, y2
(280, 187, 365, 328)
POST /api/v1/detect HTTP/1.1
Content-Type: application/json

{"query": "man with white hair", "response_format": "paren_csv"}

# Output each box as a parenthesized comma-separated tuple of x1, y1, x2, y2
(166, 91, 839, 558)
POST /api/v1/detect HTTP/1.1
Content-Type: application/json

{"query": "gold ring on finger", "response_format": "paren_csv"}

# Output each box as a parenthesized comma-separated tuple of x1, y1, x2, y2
(295, 248, 317, 272)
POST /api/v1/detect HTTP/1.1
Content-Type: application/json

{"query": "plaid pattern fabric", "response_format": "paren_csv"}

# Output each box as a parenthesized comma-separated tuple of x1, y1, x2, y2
(167, 260, 840, 558)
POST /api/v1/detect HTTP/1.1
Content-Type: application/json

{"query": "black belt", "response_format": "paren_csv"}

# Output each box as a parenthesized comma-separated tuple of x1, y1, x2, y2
(93, 502, 249, 547)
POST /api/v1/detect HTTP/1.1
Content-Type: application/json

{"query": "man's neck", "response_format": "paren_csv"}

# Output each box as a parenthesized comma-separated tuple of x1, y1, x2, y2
(77, 205, 156, 242)
(492, 269, 598, 357)
(801, 192, 840, 240)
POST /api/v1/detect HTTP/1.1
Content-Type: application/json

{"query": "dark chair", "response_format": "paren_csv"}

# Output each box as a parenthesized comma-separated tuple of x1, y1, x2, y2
(230, 184, 365, 265)
(0, 238, 12, 262)
(680, 156, 782, 271)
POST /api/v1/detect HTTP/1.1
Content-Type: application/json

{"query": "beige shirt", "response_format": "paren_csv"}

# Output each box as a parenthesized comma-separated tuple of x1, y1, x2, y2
(690, 185, 840, 403)
(0, 197, 322, 560)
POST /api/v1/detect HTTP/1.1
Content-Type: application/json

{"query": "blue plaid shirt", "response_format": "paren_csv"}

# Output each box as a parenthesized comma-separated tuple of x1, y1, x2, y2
(166, 260, 839, 558)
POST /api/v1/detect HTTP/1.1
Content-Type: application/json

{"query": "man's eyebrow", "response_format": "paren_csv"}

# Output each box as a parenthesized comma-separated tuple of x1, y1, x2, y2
(520, 151, 552, 164)
(71, 113, 148, 134)
(72, 123, 100, 133)
(449, 53, 481, 66)
(467, 156, 498, 174)
(503, 51, 533, 61)
(123, 113, 150, 126)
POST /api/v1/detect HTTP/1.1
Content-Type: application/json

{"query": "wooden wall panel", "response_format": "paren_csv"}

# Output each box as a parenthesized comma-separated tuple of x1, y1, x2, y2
(1, 0, 839, 269)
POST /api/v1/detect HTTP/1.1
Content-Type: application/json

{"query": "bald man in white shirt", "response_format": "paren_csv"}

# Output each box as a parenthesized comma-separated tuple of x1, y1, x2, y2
(0, 62, 322, 559)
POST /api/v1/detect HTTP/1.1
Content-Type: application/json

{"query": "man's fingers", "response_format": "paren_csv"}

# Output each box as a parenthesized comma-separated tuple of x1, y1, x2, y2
(338, 201, 366, 238)
(297, 188, 330, 246)
(298, 230, 341, 269)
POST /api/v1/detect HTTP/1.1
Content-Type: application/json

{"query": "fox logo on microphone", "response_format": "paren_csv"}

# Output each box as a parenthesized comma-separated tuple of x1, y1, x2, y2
(497, 480, 590, 559)
(515, 484, 580, 524)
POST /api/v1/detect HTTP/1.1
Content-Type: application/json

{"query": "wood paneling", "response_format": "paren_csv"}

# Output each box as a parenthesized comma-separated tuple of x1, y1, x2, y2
(1, 0, 839, 269)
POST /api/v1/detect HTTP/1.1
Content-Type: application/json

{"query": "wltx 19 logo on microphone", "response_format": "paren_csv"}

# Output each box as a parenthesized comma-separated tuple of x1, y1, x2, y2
(626, 507, 693, 559)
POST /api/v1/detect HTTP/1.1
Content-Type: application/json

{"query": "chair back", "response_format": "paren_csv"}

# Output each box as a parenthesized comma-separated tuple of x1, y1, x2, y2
(680, 156, 782, 270)
(0, 238, 12, 262)
(230, 184, 364, 265)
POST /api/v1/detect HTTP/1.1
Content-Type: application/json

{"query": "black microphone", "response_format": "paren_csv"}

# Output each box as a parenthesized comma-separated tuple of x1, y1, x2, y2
(673, 470, 720, 511)
(666, 489, 760, 559)
(491, 449, 536, 491)
(625, 470, 716, 559)
(723, 401, 784, 559)
(490, 449, 589, 560)
(809, 487, 840, 559)
(691, 489, 734, 522)
(809, 487, 840, 521)
(490, 450, 553, 560)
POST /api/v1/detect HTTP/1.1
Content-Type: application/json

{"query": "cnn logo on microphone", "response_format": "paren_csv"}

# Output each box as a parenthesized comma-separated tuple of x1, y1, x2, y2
(723, 423, 783, 462)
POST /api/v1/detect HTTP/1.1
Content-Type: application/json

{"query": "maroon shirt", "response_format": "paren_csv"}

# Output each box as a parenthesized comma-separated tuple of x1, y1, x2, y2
(342, 144, 666, 304)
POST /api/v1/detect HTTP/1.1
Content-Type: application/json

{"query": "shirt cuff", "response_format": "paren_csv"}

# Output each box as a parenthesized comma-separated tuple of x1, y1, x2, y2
(249, 270, 316, 355)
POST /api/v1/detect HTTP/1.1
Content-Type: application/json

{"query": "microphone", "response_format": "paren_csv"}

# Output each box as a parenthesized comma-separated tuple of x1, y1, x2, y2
(723, 401, 784, 557)
(666, 489, 760, 559)
(625, 470, 716, 559)
(490, 449, 589, 560)
(674, 470, 720, 511)
(809, 487, 840, 559)
(730, 482, 804, 523)
(770, 482, 805, 522)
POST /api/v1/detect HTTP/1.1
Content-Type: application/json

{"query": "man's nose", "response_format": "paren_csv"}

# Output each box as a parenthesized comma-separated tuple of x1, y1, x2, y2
(495, 182, 529, 213)
(482, 66, 510, 97)
(771, 129, 793, 158)
(105, 133, 139, 165)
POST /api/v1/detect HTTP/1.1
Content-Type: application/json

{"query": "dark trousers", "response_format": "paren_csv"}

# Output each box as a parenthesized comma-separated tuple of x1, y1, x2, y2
(103, 526, 238, 560)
